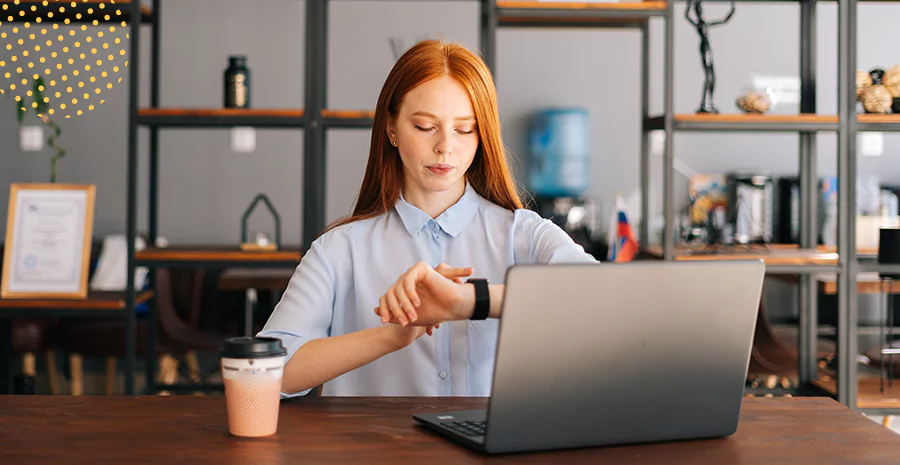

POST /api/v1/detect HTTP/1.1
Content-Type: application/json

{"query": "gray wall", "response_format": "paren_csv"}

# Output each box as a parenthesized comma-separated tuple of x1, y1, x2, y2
(3, 0, 900, 246)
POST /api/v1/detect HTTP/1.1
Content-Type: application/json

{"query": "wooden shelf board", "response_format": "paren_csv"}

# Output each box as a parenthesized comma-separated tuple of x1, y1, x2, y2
(0, 290, 153, 311)
(649, 113, 900, 130)
(644, 245, 838, 266)
(858, 114, 900, 124)
(321, 109, 375, 119)
(139, 108, 305, 118)
(818, 272, 900, 295)
(499, 15, 649, 24)
(497, 1, 666, 10)
(2, 0, 152, 22)
(675, 113, 837, 124)
(497, 1, 664, 25)
(813, 376, 900, 410)
(136, 246, 302, 263)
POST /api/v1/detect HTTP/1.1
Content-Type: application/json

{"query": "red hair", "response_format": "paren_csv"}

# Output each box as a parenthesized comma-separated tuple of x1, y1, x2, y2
(325, 40, 523, 233)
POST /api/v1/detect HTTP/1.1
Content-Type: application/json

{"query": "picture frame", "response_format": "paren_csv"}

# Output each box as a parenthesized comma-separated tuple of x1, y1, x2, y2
(1, 183, 96, 300)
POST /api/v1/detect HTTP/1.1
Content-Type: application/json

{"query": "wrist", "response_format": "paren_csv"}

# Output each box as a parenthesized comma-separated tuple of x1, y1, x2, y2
(455, 283, 476, 320)
(374, 326, 408, 352)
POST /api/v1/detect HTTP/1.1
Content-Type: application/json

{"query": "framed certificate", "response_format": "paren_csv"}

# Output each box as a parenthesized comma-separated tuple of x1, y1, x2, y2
(2, 184, 96, 299)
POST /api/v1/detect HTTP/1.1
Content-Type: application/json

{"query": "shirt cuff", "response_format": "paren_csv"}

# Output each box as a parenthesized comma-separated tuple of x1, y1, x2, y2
(256, 329, 313, 398)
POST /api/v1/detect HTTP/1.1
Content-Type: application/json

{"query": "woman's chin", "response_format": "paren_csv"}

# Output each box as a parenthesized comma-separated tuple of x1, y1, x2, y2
(420, 176, 463, 193)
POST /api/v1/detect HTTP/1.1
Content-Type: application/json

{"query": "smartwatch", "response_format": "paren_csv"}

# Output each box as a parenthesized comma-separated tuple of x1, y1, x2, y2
(466, 278, 490, 320)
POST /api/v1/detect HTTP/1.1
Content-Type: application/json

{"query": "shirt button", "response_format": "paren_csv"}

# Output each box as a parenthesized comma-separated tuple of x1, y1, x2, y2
(439, 372, 447, 379)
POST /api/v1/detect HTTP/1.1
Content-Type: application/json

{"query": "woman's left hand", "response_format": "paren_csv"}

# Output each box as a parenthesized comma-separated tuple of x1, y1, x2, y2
(375, 262, 474, 326)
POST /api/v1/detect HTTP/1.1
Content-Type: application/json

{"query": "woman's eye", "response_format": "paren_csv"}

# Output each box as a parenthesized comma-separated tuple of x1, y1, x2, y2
(415, 125, 435, 132)
(457, 128, 476, 135)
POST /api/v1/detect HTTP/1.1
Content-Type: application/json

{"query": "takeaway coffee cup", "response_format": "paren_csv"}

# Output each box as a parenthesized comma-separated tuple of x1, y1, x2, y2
(220, 337, 287, 437)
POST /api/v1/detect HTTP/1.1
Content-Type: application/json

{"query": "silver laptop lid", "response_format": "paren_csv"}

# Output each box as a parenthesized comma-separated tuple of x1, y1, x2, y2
(484, 260, 765, 454)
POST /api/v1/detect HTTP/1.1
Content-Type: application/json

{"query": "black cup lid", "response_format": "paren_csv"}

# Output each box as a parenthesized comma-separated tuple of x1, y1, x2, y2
(220, 337, 286, 359)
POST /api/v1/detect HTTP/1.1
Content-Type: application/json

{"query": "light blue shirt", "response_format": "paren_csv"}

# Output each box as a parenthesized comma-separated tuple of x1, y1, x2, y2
(258, 183, 598, 397)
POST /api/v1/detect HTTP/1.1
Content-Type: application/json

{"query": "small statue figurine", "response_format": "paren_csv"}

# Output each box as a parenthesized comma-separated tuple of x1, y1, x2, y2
(685, 0, 736, 113)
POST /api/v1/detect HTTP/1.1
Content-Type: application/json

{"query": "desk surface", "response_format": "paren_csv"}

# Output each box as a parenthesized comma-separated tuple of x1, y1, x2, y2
(218, 267, 294, 291)
(0, 290, 154, 310)
(1, 396, 898, 464)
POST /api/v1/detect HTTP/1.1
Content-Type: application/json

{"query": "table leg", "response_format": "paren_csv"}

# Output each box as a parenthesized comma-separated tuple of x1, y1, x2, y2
(245, 288, 258, 337)
(0, 318, 10, 394)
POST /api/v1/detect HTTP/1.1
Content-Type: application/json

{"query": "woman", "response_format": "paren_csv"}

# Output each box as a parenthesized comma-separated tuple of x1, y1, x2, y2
(258, 40, 597, 398)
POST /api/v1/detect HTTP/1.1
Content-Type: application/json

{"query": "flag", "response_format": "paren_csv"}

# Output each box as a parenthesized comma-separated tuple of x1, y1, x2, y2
(607, 194, 639, 262)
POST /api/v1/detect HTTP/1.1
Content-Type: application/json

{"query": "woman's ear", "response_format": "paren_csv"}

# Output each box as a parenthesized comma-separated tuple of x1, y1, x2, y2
(386, 117, 399, 147)
(386, 116, 396, 141)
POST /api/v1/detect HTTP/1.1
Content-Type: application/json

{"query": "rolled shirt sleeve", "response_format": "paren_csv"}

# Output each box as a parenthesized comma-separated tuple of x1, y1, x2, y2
(257, 237, 337, 397)
(515, 209, 600, 264)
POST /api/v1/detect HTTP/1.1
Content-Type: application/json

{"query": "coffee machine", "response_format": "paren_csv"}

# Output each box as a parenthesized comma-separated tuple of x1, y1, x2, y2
(727, 173, 774, 245)
(532, 196, 604, 259)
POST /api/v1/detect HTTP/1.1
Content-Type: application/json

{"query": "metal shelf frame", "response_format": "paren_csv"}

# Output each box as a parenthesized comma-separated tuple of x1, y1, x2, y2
(123, 0, 321, 395)
(643, 0, 878, 413)
(118, 0, 891, 413)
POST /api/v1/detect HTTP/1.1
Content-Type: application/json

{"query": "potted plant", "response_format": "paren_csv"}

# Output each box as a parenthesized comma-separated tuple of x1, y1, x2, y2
(14, 76, 65, 183)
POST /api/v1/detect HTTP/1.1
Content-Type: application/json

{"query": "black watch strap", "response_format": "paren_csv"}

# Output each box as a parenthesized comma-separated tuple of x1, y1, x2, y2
(467, 278, 490, 320)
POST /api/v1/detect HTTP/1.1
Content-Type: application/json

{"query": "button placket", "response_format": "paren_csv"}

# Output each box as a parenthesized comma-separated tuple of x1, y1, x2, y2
(431, 222, 441, 241)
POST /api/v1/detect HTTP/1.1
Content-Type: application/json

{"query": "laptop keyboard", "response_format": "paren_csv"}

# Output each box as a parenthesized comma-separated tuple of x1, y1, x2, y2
(441, 420, 486, 437)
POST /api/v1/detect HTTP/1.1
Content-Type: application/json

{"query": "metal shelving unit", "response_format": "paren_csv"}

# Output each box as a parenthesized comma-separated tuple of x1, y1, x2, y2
(116, 0, 895, 412)
(0, 0, 151, 395)
(123, 0, 314, 395)
(646, 0, 900, 415)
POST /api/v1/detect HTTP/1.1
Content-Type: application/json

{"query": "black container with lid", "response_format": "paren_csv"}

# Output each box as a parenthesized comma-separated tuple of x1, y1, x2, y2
(880, 228, 900, 280)
(224, 56, 251, 109)
(220, 337, 286, 359)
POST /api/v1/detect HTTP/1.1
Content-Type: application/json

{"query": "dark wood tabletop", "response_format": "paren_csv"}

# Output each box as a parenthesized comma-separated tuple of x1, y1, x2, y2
(218, 268, 294, 291)
(1, 396, 898, 464)
(0, 290, 154, 310)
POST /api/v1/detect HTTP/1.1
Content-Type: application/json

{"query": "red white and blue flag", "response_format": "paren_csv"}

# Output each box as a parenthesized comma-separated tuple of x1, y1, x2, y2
(607, 194, 639, 262)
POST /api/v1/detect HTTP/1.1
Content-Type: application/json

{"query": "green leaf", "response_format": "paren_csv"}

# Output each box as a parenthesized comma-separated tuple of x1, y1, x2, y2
(32, 77, 48, 114)
(16, 98, 25, 125)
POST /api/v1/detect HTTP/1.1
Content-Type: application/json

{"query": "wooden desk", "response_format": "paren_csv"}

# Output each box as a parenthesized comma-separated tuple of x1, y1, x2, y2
(218, 268, 294, 291)
(1, 396, 898, 464)
(0, 291, 154, 313)
(0, 291, 155, 394)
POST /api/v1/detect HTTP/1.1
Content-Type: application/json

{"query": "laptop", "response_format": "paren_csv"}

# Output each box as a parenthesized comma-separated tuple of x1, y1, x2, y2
(413, 260, 765, 454)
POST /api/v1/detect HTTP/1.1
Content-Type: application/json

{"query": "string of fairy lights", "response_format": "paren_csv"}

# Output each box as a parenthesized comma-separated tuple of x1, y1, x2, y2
(0, 0, 131, 118)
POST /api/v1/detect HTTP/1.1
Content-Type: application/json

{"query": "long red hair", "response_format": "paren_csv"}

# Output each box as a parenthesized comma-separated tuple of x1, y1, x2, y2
(325, 40, 523, 233)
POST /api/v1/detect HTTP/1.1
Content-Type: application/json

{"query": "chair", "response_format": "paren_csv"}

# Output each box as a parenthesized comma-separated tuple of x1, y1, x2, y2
(746, 298, 836, 392)
(61, 267, 232, 394)
(0, 243, 63, 395)
(11, 318, 62, 394)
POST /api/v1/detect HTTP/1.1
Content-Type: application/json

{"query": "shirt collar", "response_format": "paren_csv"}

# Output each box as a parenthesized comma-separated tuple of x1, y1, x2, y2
(394, 183, 480, 238)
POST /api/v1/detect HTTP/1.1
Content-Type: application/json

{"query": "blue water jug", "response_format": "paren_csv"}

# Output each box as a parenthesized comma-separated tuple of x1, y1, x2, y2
(528, 108, 591, 198)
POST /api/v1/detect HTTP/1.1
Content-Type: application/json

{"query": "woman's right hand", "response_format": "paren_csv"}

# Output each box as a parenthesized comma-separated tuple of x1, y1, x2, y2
(378, 262, 472, 349)
(376, 262, 474, 327)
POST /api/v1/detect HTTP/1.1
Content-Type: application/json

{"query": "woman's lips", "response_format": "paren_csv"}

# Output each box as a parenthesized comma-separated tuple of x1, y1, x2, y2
(427, 164, 453, 176)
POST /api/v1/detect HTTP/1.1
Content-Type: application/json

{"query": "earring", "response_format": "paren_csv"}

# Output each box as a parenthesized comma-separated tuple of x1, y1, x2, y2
(391, 140, 398, 147)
